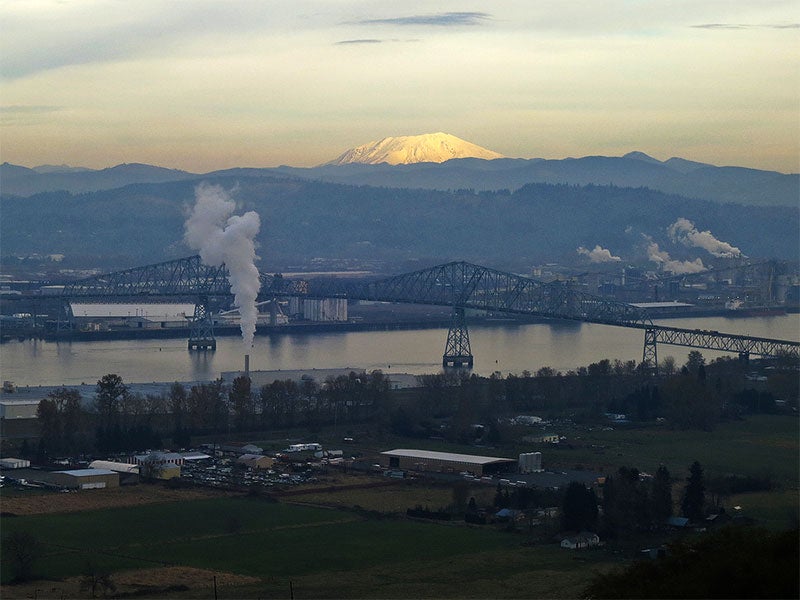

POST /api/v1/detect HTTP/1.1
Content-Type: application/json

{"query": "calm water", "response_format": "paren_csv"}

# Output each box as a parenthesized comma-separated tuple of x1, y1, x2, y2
(1, 315, 798, 387)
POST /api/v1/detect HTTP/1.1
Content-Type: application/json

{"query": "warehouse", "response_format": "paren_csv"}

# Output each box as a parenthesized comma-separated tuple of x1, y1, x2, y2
(0, 457, 30, 469)
(0, 400, 40, 420)
(51, 468, 119, 490)
(88, 460, 140, 485)
(380, 449, 516, 476)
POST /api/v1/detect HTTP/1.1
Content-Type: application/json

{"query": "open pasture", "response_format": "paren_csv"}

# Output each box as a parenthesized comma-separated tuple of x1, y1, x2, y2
(0, 496, 616, 598)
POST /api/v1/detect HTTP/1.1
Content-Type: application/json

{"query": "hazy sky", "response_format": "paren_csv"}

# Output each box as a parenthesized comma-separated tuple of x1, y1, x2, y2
(2, 1, 798, 173)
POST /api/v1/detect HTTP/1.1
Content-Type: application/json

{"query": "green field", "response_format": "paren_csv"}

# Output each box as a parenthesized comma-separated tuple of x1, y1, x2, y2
(0, 497, 618, 598)
(521, 415, 799, 484)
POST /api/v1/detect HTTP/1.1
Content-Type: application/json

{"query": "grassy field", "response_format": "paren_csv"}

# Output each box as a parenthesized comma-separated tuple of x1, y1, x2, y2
(518, 415, 799, 484)
(0, 496, 619, 598)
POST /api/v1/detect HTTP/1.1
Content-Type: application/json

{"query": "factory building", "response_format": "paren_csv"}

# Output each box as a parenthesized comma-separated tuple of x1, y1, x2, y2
(0, 457, 30, 469)
(0, 400, 40, 420)
(288, 298, 348, 322)
(518, 452, 543, 474)
(51, 468, 119, 490)
(380, 449, 516, 477)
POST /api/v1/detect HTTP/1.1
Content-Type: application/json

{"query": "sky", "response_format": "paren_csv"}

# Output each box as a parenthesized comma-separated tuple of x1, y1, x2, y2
(1, 1, 798, 173)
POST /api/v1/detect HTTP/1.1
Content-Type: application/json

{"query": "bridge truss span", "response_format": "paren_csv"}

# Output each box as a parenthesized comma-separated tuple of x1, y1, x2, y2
(648, 325, 799, 359)
(58, 255, 799, 367)
(62, 255, 231, 298)
(309, 261, 653, 329)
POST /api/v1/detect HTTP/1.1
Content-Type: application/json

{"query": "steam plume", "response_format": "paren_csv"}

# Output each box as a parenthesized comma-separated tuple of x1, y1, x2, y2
(667, 217, 743, 258)
(577, 245, 621, 263)
(185, 183, 261, 348)
(645, 239, 705, 274)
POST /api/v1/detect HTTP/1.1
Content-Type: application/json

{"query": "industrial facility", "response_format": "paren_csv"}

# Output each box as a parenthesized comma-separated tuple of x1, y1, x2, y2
(379, 449, 516, 477)
(51, 468, 119, 490)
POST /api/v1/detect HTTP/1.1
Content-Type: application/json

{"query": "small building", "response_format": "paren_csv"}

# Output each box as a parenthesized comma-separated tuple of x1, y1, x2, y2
(380, 449, 516, 477)
(132, 452, 185, 467)
(237, 454, 275, 470)
(0, 457, 30, 469)
(88, 460, 139, 485)
(51, 468, 119, 490)
(181, 451, 212, 461)
(156, 463, 181, 480)
(0, 400, 40, 420)
(560, 531, 600, 550)
(219, 442, 263, 455)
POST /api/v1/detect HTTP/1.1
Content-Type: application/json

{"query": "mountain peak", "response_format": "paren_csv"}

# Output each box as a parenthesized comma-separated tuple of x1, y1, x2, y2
(623, 151, 661, 164)
(323, 132, 504, 166)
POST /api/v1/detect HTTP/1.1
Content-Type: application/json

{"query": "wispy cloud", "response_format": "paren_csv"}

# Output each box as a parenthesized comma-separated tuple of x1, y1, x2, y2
(1, 105, 62, 114)
(350, 12, 491, 27)
(335, 39, 383, 45)
(692, 23, 800, 30)
(0, 104, 62, 124)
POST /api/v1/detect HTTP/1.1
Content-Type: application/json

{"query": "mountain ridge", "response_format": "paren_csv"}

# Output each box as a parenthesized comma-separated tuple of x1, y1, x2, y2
(1, 150, 797, 207)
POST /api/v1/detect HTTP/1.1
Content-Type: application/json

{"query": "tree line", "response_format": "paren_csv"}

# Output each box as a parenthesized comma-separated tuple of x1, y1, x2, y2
(34, 370, 391, 458)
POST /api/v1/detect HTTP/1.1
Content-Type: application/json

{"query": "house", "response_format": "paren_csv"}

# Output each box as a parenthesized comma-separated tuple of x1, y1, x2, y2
(560, 531, 600, 549)
(494, 508, 522, 522)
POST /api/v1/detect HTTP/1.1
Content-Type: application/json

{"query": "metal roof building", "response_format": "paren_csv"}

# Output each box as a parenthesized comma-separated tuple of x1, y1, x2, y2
(51, 468, 119, 490)
(380, 448, 516, 476)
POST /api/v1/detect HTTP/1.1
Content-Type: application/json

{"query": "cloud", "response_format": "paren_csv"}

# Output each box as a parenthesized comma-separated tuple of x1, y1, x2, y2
(350, 12, 491, 27)
(335, 39, 383, 45)
(692, 23, 800, 30)
(645, 239, 706, 275)
(577, 245, 621, 263)
(0, 104, 63, 125)
(0, 2, 284, 79)
(667, 217, 743, 258)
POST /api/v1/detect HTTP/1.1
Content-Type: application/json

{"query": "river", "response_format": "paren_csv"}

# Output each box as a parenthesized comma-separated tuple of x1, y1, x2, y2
(1, 315, 797, 387)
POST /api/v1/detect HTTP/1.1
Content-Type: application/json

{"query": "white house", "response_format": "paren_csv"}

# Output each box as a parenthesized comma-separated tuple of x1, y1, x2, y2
(560, 531, 600, 549)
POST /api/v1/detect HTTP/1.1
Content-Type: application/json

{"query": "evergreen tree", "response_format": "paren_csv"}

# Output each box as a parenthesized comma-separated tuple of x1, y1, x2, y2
(652, 465, 673, 524)
(681, 460, 706, 522)
(561, 481, 598, 531)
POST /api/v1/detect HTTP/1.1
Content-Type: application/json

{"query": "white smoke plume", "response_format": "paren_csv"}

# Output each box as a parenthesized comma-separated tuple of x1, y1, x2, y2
(185, 183, 261, 348)
(667, 217, 743, 258)
(645, 239, 706, 274)
(577, 245, 621, 263)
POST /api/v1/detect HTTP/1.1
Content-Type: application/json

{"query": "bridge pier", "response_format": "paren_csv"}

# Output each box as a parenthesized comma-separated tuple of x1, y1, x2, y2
(188, 298, 216, 351)
(442, 307, 473, 369)
(642, 328, 659, 375)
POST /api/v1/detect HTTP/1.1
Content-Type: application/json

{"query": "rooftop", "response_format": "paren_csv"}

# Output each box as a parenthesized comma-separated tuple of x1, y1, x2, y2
(381, 449, 515, 465)
(56, 468, 117, 476)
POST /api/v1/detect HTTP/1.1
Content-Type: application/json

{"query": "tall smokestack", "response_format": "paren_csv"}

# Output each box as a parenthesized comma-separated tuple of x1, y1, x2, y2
(244, 354, 250, 378)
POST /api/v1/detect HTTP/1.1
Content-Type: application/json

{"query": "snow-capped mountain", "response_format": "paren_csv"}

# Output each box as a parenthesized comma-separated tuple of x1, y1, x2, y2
(323, 132, 505, 166)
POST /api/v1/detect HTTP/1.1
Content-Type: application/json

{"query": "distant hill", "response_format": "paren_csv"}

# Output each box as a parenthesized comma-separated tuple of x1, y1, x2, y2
(1, 175, 796, 271)
(282, 153, 798, 207)
(323, 132, 505, 165)
(0, 162, 196, 196)
(2, 150, 797, 206)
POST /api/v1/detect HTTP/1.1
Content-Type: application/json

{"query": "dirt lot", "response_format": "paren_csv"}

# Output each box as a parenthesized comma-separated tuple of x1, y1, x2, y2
(0, 484, 232, 516)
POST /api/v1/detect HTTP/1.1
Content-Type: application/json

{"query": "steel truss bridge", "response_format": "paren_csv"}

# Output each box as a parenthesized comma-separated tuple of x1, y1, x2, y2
(62, 255, 800, 369)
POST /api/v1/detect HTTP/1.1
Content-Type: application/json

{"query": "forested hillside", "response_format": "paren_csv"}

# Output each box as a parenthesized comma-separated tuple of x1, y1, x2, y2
(1, 176, 796, 271)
